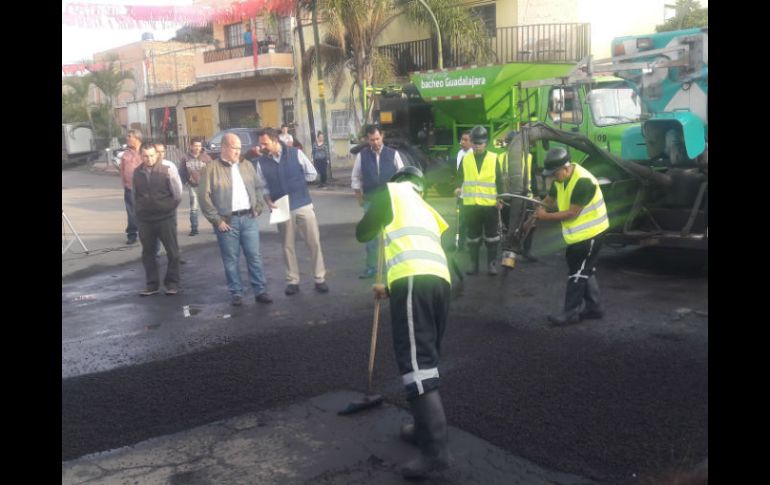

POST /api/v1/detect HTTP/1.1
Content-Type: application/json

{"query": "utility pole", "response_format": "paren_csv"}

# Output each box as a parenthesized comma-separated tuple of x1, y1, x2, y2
(295, 6, 317, 145)
(417, 0, 442, 69)
(311, 1, 332, 179)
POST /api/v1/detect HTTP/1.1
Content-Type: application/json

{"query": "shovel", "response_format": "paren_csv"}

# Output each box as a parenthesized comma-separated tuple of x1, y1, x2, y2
(339, 235, 386, 415)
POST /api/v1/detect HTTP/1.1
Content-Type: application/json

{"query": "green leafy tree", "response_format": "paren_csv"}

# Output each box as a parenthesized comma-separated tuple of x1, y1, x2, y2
(88, 103, 117, 140)
(171, 23, 214, 44)
(301, 0, 492, 131)
(62, 73, 95, 126)
(88, 56, 135, 140)
(301, 0, 398, 131)
(400, 0, 493, 67)
(656, 0, 708, 32)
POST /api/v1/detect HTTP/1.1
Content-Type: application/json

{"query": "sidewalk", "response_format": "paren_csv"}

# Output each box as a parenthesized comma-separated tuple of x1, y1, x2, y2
(88, 159, 354, 188)
(62, 163, 354, 280)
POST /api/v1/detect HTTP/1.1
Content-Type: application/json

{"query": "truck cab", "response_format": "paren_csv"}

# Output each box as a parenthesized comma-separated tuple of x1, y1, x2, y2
(532, 77, 641, 177)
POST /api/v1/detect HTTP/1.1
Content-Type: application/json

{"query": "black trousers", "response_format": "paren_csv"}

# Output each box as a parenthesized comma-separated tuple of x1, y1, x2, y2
(138, 215, 180, 290)
(389, 275, 451, 400)
(563, 234, 604, 314)
(314, 159, 328, 184)
(464, 205, 499, 244)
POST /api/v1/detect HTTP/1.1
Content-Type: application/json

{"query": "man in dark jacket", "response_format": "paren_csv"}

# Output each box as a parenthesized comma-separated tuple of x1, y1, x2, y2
(350, 125, 404, 278)
(133, 142, 183, 296)
(251, 128, 329, 295)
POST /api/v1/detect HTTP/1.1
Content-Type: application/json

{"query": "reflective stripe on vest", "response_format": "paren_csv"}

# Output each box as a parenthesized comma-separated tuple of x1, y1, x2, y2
(461, 151, 498, 206)
(383, 183, 451, 287)
(555, 164, 610, 245)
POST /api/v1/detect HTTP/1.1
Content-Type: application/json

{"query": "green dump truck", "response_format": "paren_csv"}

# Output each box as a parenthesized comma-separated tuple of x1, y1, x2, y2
(372, 61, 642, 194)
(499, 27, 707, 263)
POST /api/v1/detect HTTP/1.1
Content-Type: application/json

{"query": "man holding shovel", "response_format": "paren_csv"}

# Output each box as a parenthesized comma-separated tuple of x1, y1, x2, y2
(355, 166, 452, 479)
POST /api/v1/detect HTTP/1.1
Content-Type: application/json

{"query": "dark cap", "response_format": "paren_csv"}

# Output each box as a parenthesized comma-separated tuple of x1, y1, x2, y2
(390, 165, 425, 192)
(542, 147, 571, 176)
(470, 125, 488, 144)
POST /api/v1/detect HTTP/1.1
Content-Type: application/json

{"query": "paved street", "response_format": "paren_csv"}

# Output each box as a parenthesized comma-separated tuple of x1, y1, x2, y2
(62, 166, 707, 484)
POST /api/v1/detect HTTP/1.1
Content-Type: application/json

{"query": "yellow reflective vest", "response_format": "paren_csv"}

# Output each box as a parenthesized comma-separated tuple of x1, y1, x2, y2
(498, 151, 533, 198)
(555, 164, 610, 245)
(383, 182, 451, 288)
(461, 151, 498, 206)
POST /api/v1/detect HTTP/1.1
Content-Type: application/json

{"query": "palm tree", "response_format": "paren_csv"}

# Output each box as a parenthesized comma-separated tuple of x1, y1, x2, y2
(301, 0, 492, 131)
(62, 73, 95, 127)
(400, 0, 493, 67)
(87, 56, 135, 140)
(301, 0, 399, 132)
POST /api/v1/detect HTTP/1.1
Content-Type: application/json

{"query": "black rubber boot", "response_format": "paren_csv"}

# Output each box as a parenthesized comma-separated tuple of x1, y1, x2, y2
(401, 390, 451, 479)
(400, 422, 418, 446)
(548, 278, 585, 326)
(580, 275, 604, 319)
(486, 242, 499, 275)
(466, 244, 480, 275)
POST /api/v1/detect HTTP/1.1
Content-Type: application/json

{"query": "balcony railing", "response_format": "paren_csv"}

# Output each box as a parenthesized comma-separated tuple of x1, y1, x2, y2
(379, 38, 435, 77)
(203, 41, 293, 63)
(379, 23, 591, 76)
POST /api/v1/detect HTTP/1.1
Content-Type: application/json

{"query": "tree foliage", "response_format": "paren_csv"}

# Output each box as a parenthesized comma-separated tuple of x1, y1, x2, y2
(301, 0, 492, 130)
(656, 0, 707, 32)
(88, 56, 135, 139)
(172, 23, 214, 44)
(62, 75, 94, 125)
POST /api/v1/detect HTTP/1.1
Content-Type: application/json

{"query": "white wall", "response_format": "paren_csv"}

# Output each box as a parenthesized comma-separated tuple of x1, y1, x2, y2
(577, 0, 708, 59)
(127, 101, 147, 131)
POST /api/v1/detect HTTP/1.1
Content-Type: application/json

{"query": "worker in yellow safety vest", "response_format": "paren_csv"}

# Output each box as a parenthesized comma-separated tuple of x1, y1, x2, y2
(534, 147, 610, 326)
(355, 166, 452, 479)
(454, 125, 504, 275)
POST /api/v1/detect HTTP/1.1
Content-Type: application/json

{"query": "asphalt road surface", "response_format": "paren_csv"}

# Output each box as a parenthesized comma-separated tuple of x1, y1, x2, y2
(62, 180, 707, 484)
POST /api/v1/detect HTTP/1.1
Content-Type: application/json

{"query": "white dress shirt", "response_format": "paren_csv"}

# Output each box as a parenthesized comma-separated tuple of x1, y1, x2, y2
(230, 161, 252, 211)
(456, 148, 471, 169)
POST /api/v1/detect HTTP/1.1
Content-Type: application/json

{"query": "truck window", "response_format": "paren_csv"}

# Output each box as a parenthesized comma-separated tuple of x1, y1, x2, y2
(587, 87, 641, 126)
(548, 87, 582, 125)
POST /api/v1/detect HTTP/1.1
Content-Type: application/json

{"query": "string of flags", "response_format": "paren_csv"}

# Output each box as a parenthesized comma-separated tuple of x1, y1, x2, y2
(62, 0, 295, 29)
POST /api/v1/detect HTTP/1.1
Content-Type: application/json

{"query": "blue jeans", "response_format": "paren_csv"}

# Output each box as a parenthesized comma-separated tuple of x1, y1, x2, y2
(124, 188, 138, 239)
(215, 214, 267, 296)
(188, 186, 199, 231)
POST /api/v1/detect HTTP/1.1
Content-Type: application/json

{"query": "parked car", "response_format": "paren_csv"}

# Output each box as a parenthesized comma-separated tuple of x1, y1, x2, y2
(204, 128, 261, 160)
(111, 145, 127, 169)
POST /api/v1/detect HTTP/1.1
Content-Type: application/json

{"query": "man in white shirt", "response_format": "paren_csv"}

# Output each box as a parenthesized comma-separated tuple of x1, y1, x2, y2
(455, 131, 472, 250)
(279, 124, 294, 147)
(251, 128, 329, 295)
(456, 131, 472, 169)
(198, 133, 273, 306)
(350, 125, 404, 278)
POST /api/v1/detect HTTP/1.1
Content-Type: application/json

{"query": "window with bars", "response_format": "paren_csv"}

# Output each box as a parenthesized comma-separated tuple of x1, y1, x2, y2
(282, 98, 294, 126)
(471, 4, 496, 37)
(331, 110, 350, 139)
(224, 23, 244, 48)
